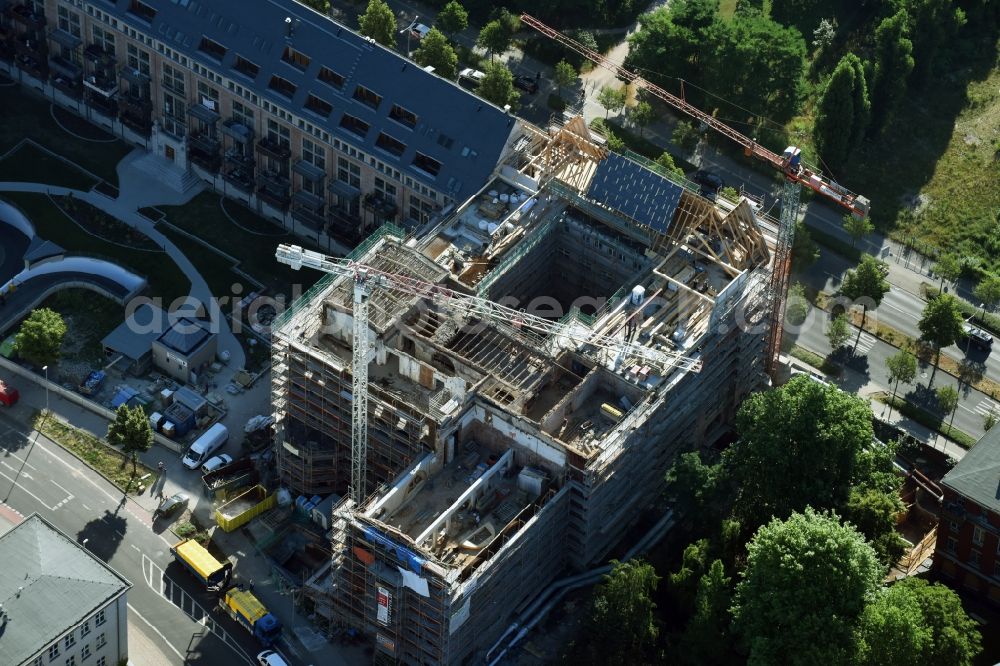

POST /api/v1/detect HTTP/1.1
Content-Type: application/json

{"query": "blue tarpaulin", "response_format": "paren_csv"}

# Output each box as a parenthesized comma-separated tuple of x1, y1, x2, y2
(110, 386, 139, 409)
(362, 525, 425, 573)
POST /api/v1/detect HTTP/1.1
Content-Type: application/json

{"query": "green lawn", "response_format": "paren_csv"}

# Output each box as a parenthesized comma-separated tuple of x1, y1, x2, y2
(0, 142, 97, 190)
(158, 225, 242, 303)
(877, 65, 1000, 272)
(158, 192, 320, 297)
(3, 193, 191, 305)
(0, 86, 131, 185)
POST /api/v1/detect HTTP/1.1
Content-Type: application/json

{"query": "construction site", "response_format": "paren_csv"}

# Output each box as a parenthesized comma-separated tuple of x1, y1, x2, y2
(268, 112, 781, 664)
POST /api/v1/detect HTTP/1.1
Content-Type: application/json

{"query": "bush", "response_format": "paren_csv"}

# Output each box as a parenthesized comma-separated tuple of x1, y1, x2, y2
(877, 393, 977, 449)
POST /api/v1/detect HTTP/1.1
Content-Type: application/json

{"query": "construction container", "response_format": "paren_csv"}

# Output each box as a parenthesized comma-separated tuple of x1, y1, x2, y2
(215, 484, 276, 532)
(202, 458, 257, 500)
(164, 402, 195, 436)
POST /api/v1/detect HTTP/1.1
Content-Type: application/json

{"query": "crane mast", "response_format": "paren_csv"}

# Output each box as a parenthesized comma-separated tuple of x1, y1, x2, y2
(276, 243, 703, 502)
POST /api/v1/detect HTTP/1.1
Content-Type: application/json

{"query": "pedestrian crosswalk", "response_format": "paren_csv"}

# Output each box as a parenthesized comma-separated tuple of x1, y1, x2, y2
(974, 399, 1000, 417)
(853, 332, 877, 354)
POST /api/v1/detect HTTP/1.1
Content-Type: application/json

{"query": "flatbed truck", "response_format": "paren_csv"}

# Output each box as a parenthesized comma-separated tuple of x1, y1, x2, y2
(170, 538, 233, 590)
(221, 586, 282, 646)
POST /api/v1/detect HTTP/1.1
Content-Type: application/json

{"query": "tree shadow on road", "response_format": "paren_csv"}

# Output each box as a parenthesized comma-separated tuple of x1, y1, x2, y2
(76, 509, 127, 563)
(832, 347, 870, 394)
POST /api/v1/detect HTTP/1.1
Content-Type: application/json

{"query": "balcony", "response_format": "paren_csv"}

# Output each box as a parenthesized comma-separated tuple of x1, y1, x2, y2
(223, 164, 255, 193)
(14, 31, 45, 58)
(83, 43, 114, 66)
(14, 51, 46, 80)
(48, 53, 80, 79)
(49, 57, 82, 98)
(292, 191, 326, 231)
(292, 160, 326, 183)
(188, 132, 221, 173)
(11, 4, 45, 31)
(222, 117, 254, 143)
(363, 192, 399, 220)
(49, 28, 82, 52)
(188, 100, 220, 125)
(255, 136, 291, 161)
(83, 72, 117, 98)
(257, 169, 290, 192)
(257, 186, 290, 211)
(257, 169, 290, 211)
(326, 207, 363, 244)
(119, 64, 149, 86)
(224, 148, 255, 170)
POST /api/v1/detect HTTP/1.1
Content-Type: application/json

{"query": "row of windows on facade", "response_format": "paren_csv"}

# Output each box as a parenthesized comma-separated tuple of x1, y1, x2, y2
(36, 609, 108, 665)
(55, 5, 450, 172)
(50, 4, 450, 203)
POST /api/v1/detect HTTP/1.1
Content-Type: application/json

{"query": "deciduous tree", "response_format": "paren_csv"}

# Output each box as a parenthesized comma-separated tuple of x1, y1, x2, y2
(596, 85, 626, 119)
(918, 294, 965, 383)
(552, 59, 576, 98)
(477, 20, 510, 62)
(107, 403, 153, 475)
(587, 559, 661, 665)
(725, 375, 874, 527)
(885, 349, 917, 420)
(859, 578, 981, 666)
(655, 151, 685, 179)
(672, 120, 700, 152)
(828, 312, 852, 350)
(477, 61, 517, 108)
(677, 559, 732, 665)
(666, 451, 721, 518)
(436, 0, 468, 40)
(973, 273, 1000, 318)
(932, 252, 962, 292)
(843, 212, 874, 248)
(732, 508, 882, 666)
(843, 487, 907, 565)
(14, 307, 67, 368)
(358, 0, 396, 48)
(787, 282, 809, 325)
(841, 253, 890, 350)
(627, 100, 655, 137)
(936, 384, 960, 433)
(413, 28, 458, 79)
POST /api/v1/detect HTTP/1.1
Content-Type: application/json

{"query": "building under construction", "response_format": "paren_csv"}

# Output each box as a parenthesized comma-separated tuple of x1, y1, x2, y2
(272, 117, 778, 664)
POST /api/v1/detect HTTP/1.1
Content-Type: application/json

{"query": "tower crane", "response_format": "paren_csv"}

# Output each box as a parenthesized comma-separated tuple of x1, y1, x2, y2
(519, 14, 872, 372)
(275, 243, 703, 504)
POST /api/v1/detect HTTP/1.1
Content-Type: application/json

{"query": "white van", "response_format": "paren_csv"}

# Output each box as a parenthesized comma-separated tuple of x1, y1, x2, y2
(182, 423, 229, 470)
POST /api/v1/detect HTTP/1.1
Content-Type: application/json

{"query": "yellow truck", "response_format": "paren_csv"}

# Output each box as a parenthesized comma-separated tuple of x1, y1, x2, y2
(169, 538, 233, 590)
(221, 586, 282, 646)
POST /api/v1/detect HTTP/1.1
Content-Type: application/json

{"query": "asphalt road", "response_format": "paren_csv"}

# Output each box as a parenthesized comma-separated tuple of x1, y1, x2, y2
(0, 405, 284, 666)
(791, 306, 997, 449)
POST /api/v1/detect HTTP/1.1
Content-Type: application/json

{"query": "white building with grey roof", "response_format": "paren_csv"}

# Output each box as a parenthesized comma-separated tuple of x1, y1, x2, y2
(0, 514, 131, 666)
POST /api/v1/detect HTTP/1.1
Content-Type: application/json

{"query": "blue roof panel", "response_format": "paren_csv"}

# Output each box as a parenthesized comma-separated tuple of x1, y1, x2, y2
(585, 153, 683, 234)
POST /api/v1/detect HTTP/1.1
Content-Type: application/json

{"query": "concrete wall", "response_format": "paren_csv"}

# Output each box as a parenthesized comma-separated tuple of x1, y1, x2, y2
(0, 355, 184, 453)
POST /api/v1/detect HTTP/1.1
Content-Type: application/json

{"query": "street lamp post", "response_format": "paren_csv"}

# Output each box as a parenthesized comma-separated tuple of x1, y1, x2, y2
(41, 365, 49, 414)
(400, 17, 418, 56)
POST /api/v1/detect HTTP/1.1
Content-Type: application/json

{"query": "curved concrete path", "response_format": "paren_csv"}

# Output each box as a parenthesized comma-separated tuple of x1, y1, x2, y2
(0, 171, 247, 371)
